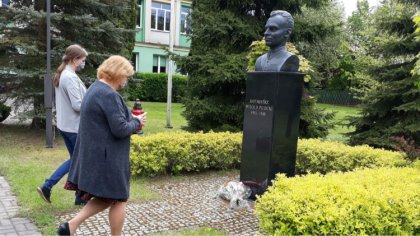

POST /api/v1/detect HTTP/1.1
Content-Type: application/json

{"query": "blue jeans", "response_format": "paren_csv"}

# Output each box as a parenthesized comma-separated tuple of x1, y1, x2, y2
(42, 130, 77, 190)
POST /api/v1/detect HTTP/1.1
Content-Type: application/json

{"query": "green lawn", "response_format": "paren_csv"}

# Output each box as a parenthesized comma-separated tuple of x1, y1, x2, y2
(0, 101, 358, 235)
(133, 102, 360, 141)
(316, 103, 361, 142)
(127, 101, 188, 135)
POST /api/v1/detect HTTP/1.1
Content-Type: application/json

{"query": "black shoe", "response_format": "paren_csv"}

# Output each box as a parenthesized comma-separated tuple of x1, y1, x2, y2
(74, 195, 87, 206)
(57, 222, 70, 235)
(37, 186, 51, 203)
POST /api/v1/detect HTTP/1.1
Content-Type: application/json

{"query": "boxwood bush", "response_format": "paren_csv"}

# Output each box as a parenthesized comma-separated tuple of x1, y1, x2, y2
(130, 132, 242, 177)
(130, 132, 408, 177)
(127, 72, 187, 102)
(256, 167, 420, 235)
(296, 138, 408, 174)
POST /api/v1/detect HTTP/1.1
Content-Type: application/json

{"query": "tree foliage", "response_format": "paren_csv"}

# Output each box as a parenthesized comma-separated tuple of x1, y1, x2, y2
(349, 0, 420, 149)
(175, 0, 332, 133)
(346, 0, 379, 100)
(0, 0, 136, 125)
(413, 13, 420, 89)
(293, 2, 356, 91)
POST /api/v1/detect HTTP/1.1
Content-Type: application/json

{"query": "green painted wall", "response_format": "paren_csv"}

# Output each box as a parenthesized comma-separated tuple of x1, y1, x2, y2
(172, 48, 190, 74)
(179, 34, 191, 47)
(135, 0, 146, 42)
(135, 29, 145, 42)
(133, 46, 189, 74)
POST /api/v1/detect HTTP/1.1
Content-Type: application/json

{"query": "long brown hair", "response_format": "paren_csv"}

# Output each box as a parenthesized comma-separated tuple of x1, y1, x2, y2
(54, 44, 88, 87)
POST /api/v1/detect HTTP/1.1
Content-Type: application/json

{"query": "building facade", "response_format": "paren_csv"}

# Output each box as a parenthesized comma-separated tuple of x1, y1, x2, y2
(1, 0, 10, 7)
(133, 0, 191, 74)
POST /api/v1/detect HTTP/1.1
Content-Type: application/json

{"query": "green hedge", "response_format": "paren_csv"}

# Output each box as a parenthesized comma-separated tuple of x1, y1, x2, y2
(130, 132, 408, 177)
(296, 138, 408, 174)
(256, 167, 420, 235)
(130, 132, 242, 177)
(127, 72, 188, 102)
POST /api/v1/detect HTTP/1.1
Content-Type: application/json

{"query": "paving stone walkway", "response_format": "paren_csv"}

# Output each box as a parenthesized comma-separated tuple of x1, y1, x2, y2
(58, 173, 260, 235)
(0, 176, 41, 236)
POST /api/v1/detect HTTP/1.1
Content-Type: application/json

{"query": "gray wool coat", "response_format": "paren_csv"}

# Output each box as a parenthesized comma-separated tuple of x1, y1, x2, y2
(68, 80, 140, 200)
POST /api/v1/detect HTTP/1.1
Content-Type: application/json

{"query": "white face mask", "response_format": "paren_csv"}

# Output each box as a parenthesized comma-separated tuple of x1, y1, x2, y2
(77, 61, 85, 71)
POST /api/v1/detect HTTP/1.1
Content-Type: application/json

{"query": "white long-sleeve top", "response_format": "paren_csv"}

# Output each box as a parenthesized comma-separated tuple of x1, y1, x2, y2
(55, 65, 87, 133)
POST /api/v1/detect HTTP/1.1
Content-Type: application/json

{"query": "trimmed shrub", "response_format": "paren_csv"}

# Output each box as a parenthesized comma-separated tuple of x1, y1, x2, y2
(127, 72, 188, 102)
(296, 138, 408, 174)
(256, 167, 420, 235)
(130, 132, 408, 177)
(130, 132, 242, 177)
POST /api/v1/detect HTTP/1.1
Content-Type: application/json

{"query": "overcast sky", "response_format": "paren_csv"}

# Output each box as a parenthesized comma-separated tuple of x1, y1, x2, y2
(340, 0, 382, 17)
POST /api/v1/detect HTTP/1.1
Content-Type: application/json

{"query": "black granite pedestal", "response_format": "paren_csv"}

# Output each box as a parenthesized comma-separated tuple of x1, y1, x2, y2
(240, 72, 304, 198)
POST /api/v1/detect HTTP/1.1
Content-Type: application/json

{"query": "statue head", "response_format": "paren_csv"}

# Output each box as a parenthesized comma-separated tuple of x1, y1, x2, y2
(264, 10, 294, 49)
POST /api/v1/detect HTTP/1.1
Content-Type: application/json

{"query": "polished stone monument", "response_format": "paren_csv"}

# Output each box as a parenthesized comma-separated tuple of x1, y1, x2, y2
(240, 10, 304, 198)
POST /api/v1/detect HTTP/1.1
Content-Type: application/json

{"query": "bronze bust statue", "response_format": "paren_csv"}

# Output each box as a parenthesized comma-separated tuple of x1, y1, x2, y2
(255, 10, 299, 72)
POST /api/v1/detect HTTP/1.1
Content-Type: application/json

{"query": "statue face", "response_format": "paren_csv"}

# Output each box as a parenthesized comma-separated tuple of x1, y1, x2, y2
(264, 15, 290, 48)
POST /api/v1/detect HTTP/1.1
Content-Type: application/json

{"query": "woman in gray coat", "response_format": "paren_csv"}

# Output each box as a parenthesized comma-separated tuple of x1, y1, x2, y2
(57, 55, 146, 235)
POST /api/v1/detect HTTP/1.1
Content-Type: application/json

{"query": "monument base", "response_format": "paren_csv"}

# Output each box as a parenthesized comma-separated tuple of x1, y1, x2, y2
(240, 72, 304, 199)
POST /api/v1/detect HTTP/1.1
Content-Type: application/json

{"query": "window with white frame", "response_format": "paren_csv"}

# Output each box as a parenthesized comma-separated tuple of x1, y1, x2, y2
(136, 0, 142, 28)
(152, 55, 167, 73)
(1, 0, 9, 7)
(131, 53, 139, 71)
(180, 6, 192, 34)
(151, 1, 171, 31)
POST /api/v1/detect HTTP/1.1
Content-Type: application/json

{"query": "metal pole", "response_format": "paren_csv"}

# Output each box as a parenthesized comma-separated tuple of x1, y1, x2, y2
(166, 0, 176, 128)
(44, 0, 54, 147)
